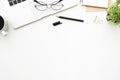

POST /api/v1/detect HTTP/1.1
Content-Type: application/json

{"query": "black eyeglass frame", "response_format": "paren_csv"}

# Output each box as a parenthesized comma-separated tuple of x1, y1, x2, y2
(33, 0, 64, 11)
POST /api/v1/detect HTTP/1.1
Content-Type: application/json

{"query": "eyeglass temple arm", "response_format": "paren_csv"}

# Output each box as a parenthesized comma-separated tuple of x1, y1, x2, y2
(58, 0, 63, 3)
(53, 0, 63, 5)
(33, 0, 47, 5)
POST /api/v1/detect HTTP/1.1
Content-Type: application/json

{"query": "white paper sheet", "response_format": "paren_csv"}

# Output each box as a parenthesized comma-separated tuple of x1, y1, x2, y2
(82, 0, 108, 8)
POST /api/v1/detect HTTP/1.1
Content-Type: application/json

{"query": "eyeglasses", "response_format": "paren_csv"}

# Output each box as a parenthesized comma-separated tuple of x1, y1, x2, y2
(33, 0, 64, 11)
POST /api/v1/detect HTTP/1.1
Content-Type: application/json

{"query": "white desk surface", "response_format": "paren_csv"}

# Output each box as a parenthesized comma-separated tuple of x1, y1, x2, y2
(0, 4, 120, 80)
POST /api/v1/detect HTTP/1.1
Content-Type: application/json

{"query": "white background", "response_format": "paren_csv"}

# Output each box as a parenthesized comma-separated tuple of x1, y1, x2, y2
(0, 1, 120, 80)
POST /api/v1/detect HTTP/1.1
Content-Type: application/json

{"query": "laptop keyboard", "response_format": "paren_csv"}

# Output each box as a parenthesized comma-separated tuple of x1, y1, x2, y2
(8, 0, 26, 6)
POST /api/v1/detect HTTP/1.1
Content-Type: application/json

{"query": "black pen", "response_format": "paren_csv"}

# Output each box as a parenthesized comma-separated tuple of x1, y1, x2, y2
(57, 16, 84, 22)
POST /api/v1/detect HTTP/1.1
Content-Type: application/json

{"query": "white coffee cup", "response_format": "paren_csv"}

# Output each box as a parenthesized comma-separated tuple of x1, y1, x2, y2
(0, 15, 8, 36)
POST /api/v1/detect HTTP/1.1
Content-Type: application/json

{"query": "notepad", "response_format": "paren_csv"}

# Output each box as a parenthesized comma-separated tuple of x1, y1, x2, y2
(82, 0, 108, 8)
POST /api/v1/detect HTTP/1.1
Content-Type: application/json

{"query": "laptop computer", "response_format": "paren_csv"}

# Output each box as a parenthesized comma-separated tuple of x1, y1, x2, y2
(0, 0, 78, 29)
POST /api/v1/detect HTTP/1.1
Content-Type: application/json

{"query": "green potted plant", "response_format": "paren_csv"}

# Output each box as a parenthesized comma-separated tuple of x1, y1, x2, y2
(106, 0, 120, 27)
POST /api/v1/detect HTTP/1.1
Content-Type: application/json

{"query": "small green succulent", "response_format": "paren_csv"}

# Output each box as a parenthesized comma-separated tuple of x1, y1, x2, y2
(106, 0, 120, 27)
